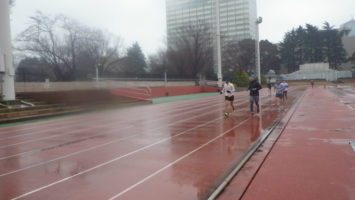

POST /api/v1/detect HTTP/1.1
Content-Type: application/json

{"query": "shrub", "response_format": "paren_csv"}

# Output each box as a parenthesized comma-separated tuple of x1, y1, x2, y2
(233, 68, 249, 87)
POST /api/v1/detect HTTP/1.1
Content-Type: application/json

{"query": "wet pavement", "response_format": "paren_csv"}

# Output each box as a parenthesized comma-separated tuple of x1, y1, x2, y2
(0, 87, 306, 200)
(219, 86, 355, 200)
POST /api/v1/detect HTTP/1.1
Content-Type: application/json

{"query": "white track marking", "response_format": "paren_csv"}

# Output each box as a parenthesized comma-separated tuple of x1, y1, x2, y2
(0, 95, 220, 135)
(0, 97, 220, 139)
(0, 98, 224, 148)
(0, 94, 255, 160)
(11, 115, 234, 200)
(108, 118, 250, 200)
(1, 104, 234, 176)
(9, 88, 300, 199)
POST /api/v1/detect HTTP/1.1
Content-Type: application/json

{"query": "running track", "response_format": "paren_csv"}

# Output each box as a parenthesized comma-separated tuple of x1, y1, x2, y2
(0, 87, 306, 200)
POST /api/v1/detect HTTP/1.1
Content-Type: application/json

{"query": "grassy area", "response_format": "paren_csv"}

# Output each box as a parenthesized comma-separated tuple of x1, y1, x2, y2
(151, 92, 219, 104)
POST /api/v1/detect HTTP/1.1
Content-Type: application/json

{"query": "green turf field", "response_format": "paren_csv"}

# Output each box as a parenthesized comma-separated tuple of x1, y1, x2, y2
(151, 92, 219, 104)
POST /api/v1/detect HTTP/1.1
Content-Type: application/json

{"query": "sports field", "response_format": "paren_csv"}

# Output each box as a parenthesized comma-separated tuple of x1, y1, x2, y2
(0, 87, 306, 199)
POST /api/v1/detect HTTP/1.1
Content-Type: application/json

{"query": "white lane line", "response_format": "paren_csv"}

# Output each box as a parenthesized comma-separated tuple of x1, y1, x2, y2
(10, 89, 286, 199)
(0, 95, 220, 136)
(11, 115, 231, 200)
(0, 96, 222, 141)
(0, 95, 253, 160)
(108, 118, 250, 200)
(0, 98, 224, 149)
(1, 104, 230, 176)
(0, 97, 218, 140)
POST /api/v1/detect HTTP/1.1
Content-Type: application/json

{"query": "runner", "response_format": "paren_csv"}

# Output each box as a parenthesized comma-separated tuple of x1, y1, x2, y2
(221, 79, 236, 117)
(274, 80, 283, 112)
(281, 80, 289, 102)
(311, 80, 315, 88)
(267, 81, 272, 96)
(248, 74, 262, 113)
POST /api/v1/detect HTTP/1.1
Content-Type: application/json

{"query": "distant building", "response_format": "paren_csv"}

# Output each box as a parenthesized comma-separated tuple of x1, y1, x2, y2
(340, 18, 355, 37)
(281, 63, 352, 81)
(166, 0, 257, 46)
(340, 19, 355, 57)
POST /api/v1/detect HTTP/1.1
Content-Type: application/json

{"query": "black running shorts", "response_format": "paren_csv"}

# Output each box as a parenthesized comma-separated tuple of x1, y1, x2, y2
(276, 93, 283, 99)
(225, 96, 234, 101)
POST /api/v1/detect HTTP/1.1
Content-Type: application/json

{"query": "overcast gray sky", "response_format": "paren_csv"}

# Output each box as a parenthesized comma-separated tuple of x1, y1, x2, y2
(10, 0, 355, 55)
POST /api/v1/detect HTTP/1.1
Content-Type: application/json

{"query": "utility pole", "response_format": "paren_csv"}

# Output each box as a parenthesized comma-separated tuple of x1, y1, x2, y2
(0, 0, 16, 101)
(215, 0, 223, 87)
(255, 17, 262, 84)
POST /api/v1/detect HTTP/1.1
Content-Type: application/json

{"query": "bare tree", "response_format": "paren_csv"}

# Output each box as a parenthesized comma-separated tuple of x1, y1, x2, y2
(148, 49, 168, 75)
(167, 23, 214, 78)
(16, 12, 68, 80)
(79, 29, 122, 77)
(15, 12, 122, 81)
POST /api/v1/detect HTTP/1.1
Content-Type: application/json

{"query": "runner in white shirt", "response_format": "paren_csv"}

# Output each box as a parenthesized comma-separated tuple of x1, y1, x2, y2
(221, 80, 236, 117)
(281, 80, 289, 102)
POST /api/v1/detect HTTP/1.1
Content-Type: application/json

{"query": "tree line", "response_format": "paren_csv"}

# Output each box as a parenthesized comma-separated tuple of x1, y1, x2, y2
(14, 12, 351, 83)
(15, 12, 149, 82)
(280, 22, 349, 71)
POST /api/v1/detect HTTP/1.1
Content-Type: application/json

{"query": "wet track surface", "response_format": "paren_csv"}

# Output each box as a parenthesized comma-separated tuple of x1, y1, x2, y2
(238, 86, 355, 200)
(0, 87, 306, 200)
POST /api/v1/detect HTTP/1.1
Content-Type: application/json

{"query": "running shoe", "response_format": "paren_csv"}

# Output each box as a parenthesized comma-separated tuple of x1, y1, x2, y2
(225, 112, 229, 117)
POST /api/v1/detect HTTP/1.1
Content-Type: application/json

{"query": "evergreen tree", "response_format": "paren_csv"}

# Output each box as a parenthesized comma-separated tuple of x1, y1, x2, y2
(280, 23, 347, 72)
(280, 30, 298, 72)
(233, 68, 249, 87)
(122, 42, 147, 75)
(261, 74, 267, 85)
(322, 22, 347, 69)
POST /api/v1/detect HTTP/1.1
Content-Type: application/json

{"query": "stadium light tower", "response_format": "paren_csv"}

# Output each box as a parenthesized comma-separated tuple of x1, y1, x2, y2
(0, 0, 16, 101)
(215, 0, 223, 87)
(255, 17, 262, 84)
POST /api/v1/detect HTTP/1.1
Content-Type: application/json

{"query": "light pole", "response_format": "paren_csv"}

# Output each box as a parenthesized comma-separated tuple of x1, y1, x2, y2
(215, 0, 223, 87)
(255, 17, 263, 132)
(95, 65, 99, 82)
(255, 17, 262, 84)
(0, 0, 16, 101)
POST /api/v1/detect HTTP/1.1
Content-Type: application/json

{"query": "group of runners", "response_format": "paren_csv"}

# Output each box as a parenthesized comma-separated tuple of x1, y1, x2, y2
(221, 76, 289, 117)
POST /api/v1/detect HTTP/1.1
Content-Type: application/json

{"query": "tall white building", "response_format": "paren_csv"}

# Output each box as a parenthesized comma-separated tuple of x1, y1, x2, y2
(340, 18, 355, 37)
(166, 0, 257, 46)
(340, 19, 355, 57)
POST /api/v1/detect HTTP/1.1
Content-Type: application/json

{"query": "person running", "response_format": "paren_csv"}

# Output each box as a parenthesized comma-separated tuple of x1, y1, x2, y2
(281, 80, 289, 102)
(248, 74, 262, 113)
(221, 79, 236, 117)
(267, 81, 272, 96)
(274, 80, 284, 112)
(310, 80, 315, 88)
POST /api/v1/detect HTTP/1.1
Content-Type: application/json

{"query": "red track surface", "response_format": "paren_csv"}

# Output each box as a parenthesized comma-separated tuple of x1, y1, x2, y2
(0, 87, 305, 200)
(219, 86, 355, 200)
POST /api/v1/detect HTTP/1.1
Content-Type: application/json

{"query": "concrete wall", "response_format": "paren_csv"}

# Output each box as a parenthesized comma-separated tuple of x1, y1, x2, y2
(299, 63, 330, 71)
(0, 81, 199, 93)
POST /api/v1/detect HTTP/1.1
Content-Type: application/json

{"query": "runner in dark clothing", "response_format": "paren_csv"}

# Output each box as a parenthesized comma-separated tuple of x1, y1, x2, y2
(248, 75, 262, 113)
(267, 82, 272, 96)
